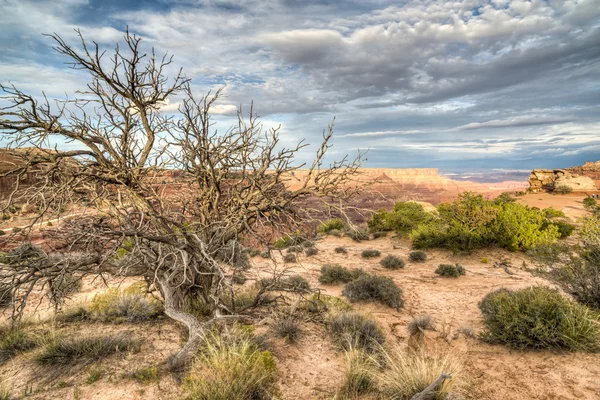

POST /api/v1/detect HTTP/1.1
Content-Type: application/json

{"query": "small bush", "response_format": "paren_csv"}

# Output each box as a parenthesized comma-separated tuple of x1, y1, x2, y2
(124, 366, 159, 384)
(0, 327, 37, 365)
(550, 221, 576, 238)
(286, 245, 303, 253)
(408, 251, 427, 263)
(435, 264, 465, 278)
(36, 334, 141, 365)
(345, 229, 369, 242)
(231, 271, 247, 285)
(407, 315, 435, 337)
(328, 229, 343, 237)
(380, 255, 405, 270)
(368, 202, 434, 235)
(304, 246, 318, 256)
(86, 367, 104, 384)
(245, 248, 261, 258)
(318, 218, 345, 234)
(583, 197, 597, 210)
(494, 192, 516, 204)
(548, 246, 600, 309)
(480, 257, 489, 264)
(283, 275, 311, 291)
(0, 231, 5, 236)
(554, 185, 573, 194)
(343, 275, 404, 310)
(56, 305, 90, 323)
(283, 253, 297, 263)
(259, 251, 270, 259)
(544, 207, 565, 218)
(327, 312, 385, 352)
(183, 329, 278, 400)
(319, 264, 365, 284)
(479, 286, 600, 351)
(375, 347, 462, 399)
(372, 231, 387, 239)
(361, 249, 381, 258)
(271, 316, 301, 343)
(299, 294, 352, 317)
(273, 234, 306, 249)
(334, 246, 347, 254)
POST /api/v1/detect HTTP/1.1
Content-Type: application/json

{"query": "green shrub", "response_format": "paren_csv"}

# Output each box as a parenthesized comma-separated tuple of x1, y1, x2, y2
(583, 197, 598, 210)
(259, 251, 270, 259)
(361, 249, 381, 258)
(493, 192, 516, 204)
(481, 257, 489, 264)
(527, 242, 572, 266)
(334, 246, 347, 254)
(479, 286, 600, 351)
(435, 264, 465, 278)
(494, 202, 561, 251)
(36, 334, 141, 365)
(283, 275, 311, 291)
(283, 253, 297, 263)
(554, 185, 573, 194)
(271, 316, 301, 344)
(0, 231, 5, 236)
(0, 327, 37, 365)
(368, 202, 433, 235)
(90, 288, 162, 323)
(317, 218, 345, 233)
(342, 275, 404, 310)
(549, 221, 575, 238)
(299, 294, 353, 317)
(408, 251, 427, 263)
(327, 312, 385, 352)
(273, 234, 306, 249)
(379, 255, 405, 270)
(544, 207, 565, 218)
(183, 329, 278, 400)
(318, 264, 365, 284)
(304, 246, 318, 256)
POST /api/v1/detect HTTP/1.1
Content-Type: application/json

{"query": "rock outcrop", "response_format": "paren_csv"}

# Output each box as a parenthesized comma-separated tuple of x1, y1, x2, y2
(528, 168, 597, 193)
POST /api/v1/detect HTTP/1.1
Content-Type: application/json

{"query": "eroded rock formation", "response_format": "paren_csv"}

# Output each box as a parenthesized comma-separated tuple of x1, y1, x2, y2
(528, 166, 598, 193)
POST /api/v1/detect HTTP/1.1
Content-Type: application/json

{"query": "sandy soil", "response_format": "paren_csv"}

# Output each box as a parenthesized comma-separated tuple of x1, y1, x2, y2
(1, 194, 599, 400)
(517, 192, 590, 220)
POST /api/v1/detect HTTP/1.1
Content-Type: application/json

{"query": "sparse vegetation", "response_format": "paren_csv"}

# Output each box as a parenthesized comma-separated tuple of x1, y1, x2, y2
(124, 366, 159, 384)
(342, 275, 404, 310)
(372, 231, 387, 239)
(90, 288, 162, 323)
(0, 380, 10, 400)
(481, 257, 489, 264)
(318, 218, 346, 234)
(361, 249, 381, 258)
(36, 334, 141, 365)
(368, 202, 433, 235)
(408, 251, 427, 263)
(379, 255, 405, 269)
(334, 246, 348, 254)
(583, 197, 598, 210)
(183, 328, 278, 400)
(319, 264, 365, 284)
(338, 349, 375, 398)
(407, 315, 435, 337)
(435, 264, 465, 278)
(286, 245, 303, 253)
(554, 185, 573, 194)
(345, 229, 370, 242)
(271, 316, 301, 343)
(282, 275, 311, 291)
(0, 327, 37, 365)
(544, 207, 565, 218)
(304, 246, 318, 256)
(479, 286, 600, 351)
(327, 312, 385, 352)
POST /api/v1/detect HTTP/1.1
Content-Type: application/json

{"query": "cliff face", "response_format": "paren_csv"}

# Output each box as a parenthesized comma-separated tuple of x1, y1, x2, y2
(528, 163, 599, 193)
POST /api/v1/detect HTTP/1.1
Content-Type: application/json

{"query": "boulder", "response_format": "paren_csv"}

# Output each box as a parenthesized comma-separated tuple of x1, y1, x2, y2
(528, 169, 597, 192)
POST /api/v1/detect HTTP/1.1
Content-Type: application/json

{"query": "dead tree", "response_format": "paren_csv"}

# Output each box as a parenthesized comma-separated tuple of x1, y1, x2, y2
(0, 29, 364, 369)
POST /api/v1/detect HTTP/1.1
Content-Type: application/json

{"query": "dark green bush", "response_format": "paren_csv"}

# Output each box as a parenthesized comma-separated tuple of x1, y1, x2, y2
(408, 251, 427, 263)
(361, 249, 381, 258)
(342, 275, 404, 310)
(379, 255, 405, 270)
(435, 264, 465, 278)
(554, 185, 573, 194)
(544, 207, 565, 218)
(493, 192, 516, 204)
(319, 264, 365, 284)
(583, 197, 598, 210)
(318, 218, 346, 233)
(327, 311, 385, 352)
(334, 246, 348, 254)
(549, 221, 575, 238)
(479, 286, 600, 351)
(283, 275, 311, 291)
(368, 202, 433, 234)
(273, 234, 307, 249)
(372, 231, 387, 239)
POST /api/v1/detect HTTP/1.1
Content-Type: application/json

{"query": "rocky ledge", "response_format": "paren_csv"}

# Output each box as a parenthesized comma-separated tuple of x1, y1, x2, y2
(528, 167, 597, 193)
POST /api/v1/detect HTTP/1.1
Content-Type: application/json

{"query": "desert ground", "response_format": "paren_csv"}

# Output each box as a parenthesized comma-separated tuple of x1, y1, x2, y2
(0, 192, 598, 400)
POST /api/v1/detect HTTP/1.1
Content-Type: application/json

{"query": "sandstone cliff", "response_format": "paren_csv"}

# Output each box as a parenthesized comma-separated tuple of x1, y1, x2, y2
(528, 163, 599, 193)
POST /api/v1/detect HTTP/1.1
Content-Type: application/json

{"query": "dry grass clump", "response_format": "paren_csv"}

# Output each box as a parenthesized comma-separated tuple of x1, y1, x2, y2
(122, 366, 159, 384)
(318, 218, 346, 233)
(346, 229, 370, 242)
(408, 251, 427, 263)
(380, 255, 405, 270)
(374, 347, 462, 399)
(286, 245, 303, 253)
(361, 249, 381, 258)
(319, 264, 365, 285)
(342, 275, 404, 310)
(184, 328, 278, 400)
(327, 312, 385, 353)
(36, 334, 141, 365)
(299, 294, 353, 318)
(0, 380, 10, 400)
(337, 348, 376, 398)
(271, 316, 301, 344)
(334, 246, 348, 254)
(407, 315, 435, 337)
(283, 275, 311, 291)
(479, 286, 600, 351)
(0, 326, 37, 365)
(90, 288, 162, 323)
(435, 264, 465, 278)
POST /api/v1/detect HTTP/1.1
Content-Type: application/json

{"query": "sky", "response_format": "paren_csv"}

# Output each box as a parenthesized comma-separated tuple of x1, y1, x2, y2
(1, 0, 599, 175)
